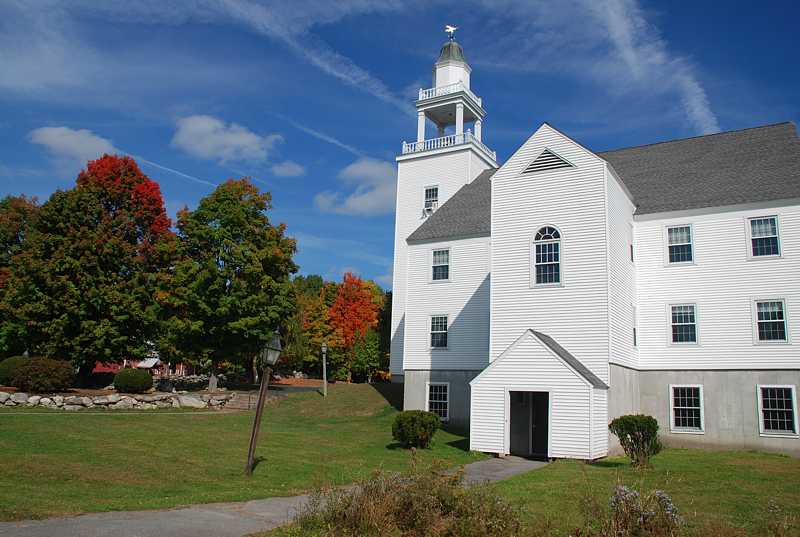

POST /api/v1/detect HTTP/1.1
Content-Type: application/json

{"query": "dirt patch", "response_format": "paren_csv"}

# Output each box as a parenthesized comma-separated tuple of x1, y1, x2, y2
(0, 386, 18, 393)
(272, 378, 324, 387)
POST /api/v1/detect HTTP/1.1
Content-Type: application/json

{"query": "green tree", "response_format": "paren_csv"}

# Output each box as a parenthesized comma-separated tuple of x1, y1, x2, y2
(351, 329, 380, 382)
(160, 179, 297, 370)
(0, 156, 172, 376)
(0, 195, 39, 357)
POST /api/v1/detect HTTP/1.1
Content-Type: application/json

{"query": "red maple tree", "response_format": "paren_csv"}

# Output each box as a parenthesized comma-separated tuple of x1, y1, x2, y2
(328, 272, 380, 350)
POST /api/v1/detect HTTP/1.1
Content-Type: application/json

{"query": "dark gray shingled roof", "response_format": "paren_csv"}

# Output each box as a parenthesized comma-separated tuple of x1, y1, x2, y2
(600, 122, 800, 215)
(531, 330, 609, 389)
(406, 123, 800, 243)
(407, 169, 494, 243)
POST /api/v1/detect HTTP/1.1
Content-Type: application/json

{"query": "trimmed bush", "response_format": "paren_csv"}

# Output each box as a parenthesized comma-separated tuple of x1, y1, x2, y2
(0, 355, 27, 386)
(113, 368, 153, 393)
(10, 357, 74, 393)
(609, 414, 662, 468)
(392, 410, 440, 448)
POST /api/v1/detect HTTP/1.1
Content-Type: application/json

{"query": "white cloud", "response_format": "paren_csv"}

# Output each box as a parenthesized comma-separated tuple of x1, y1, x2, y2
(29, 126, 117, 163)
(171, 115, 282, 164)
(314, 158, 396, 217)
(270, 160, 306, 177)
(475, 0, 720, 135)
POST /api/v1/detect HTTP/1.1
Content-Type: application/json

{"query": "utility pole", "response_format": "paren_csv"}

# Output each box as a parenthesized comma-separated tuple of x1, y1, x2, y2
(321, 341, 328, 398)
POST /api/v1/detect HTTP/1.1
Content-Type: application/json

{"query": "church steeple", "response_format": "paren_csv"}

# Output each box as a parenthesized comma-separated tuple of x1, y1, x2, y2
(400, 26, 495, 164)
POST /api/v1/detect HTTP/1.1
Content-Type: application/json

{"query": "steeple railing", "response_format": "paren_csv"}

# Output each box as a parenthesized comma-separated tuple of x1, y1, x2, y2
(418, 81, 482, 106)
(401, 131, 496, 161)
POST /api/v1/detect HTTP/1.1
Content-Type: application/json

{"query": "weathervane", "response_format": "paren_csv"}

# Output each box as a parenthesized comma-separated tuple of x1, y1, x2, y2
(445, 25, 458, 40)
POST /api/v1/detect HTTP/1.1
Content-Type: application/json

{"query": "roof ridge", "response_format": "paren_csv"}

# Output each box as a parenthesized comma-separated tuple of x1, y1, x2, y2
(598, 121, 795, 155)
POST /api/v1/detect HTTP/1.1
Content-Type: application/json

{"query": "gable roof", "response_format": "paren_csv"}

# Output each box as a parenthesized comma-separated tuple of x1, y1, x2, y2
(407, 169, 494, 243)
(530, 330, 608, 389)
(469, 329, 609, 389)
(404, 122, 800, 242)
(600, 122, 800, 215)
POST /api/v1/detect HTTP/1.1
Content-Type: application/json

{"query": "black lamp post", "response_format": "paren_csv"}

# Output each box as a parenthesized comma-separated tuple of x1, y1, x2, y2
(245, 333, 282, 476)
(321, 341, 328, 398)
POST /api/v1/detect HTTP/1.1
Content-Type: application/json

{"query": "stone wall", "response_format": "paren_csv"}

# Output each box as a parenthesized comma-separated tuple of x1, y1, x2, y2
(0, 391, 233, 410)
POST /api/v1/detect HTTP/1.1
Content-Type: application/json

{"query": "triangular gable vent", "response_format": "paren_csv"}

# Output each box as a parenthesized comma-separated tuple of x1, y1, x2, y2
(523, 149, 573, 174)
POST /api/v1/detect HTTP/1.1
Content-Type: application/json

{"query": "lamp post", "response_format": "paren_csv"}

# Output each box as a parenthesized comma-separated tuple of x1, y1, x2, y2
(245, 333, 282, 477)
(321, 341, 328, 398)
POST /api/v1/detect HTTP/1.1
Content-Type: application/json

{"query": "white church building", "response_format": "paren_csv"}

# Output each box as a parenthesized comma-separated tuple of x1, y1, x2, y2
(389, 34, 800, 459)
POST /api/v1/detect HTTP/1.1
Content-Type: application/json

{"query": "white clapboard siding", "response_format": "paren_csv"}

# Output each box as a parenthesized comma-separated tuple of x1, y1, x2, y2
(635, 203, 800, 369)
(605, 168, 637, 368)
(470, 331, 595, 458)
(591, 388, 609, 459)
(404, 237, 490, 370)
(490, 123, 610, 384)
(390, 148, 493, 375)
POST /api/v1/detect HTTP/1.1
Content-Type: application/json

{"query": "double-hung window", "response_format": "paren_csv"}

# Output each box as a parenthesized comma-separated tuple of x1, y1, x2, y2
(667, 225, 693, 263)
(749, 216, 780, 257)
(430, 315, 448, 348)
(670, 304, 697, 344)
(432, 249, 449, 281)
(533, 226, 561, 285)
(427, 383, 449, 421)
(758, 385, 797, 436)
(670, 385, 704, 433)
(755, 300, 788, 342)
(424, 186, 439, 214)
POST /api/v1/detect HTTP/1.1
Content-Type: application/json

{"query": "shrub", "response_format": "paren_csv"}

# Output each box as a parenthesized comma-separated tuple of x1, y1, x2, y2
(609, 414, 662, 468)
(113, 368, 153, 393)
(287, 458, 522, 537)
(0, 355, 27, 386)
(392, 410, 441, 449)
(10, 357, 74, 393)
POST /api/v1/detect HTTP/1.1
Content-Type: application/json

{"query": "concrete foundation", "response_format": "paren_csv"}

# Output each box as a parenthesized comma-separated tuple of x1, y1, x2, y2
(403, 369, 481, 430)
(609, 364, 800, 457)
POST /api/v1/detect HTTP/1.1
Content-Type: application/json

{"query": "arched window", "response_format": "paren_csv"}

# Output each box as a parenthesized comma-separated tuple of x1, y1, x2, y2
(533, 226, 561, 285)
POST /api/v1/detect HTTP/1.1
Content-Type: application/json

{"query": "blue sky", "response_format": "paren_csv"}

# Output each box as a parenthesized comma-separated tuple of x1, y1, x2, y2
(2, 1, 799, 289)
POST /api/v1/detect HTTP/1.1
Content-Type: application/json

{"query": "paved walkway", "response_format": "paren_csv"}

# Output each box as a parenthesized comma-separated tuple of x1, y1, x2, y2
(0, 457, 546, 537)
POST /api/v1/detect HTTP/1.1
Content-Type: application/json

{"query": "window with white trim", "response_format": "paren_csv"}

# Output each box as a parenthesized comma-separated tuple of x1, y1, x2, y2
(749, 216, 780, 257)
(670, 304, 697, 344)
(427, 383, 449, 421)
(534, 226, 561, 285)
(430, 315, 448, 348)
(759, 385, 797, 435)
(670, 385, 703, 432)
(755, 300, 788, 342)
(424, 186, 439, 214)
(432, 249, 449, 281)
(667, 225, 693, 263)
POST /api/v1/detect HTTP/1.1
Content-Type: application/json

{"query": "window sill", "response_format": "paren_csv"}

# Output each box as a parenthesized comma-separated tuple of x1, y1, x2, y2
(531, 283, 564, 289)
(760, 432, 799, 439)
(664, 261, 696, 267)
(669, 342, 699, 346)
(670, 428, 704, 435)
(430, 347, 449, 351)
(754, 340, 790, 345)
(430, 279, 451, 284)
(747, 254, 782, 261)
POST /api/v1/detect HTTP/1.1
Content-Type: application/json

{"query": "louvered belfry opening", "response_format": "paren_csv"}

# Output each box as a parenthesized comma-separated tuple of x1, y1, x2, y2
(523, 148, 573, 173)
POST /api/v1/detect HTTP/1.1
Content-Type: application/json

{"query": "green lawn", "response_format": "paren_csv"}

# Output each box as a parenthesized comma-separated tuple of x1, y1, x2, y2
(490, 449, 800, 535)
(0, 383, 482, 521)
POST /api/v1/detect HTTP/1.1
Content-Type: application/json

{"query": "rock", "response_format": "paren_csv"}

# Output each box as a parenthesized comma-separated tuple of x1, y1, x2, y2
(62, 405, 82, 411)
(171, 398, 181, 408)
(11, 392, 28, 404)
(177, 395, 206, 409)
(106, 394, 121, 404)
(152, 393, 171, 401)
(81, 397, 93, 407)
(155, 400, 172, 409)
(27, 395, 41, 406)
(93, 396, 110, 405)
(208, 398, 220, 407)
(111, 398, 134, 409)
(39, 397, 53, 407)
(64, 396, 84, 406)
(4, 400, 15, 406)
(207, 374, 219, 392)
(139, 402, 156, 410)
(137, 395, 154, 403)
(0, 392, 9, 403)
(200, 394, 211, 402)
(52, 396, 64, 406)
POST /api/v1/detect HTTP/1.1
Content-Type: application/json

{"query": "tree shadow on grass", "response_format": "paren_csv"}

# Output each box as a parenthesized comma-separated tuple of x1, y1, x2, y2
(589, 459, 628, 468)
(370, 383, 403, 411)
